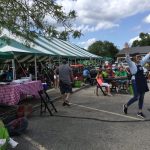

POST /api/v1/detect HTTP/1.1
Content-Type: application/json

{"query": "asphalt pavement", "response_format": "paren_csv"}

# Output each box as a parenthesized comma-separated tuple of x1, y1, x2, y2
(8, 84, 150, 150)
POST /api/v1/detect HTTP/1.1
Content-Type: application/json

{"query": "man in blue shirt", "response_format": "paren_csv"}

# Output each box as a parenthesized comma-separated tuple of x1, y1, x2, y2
(83, 67, 92, 84)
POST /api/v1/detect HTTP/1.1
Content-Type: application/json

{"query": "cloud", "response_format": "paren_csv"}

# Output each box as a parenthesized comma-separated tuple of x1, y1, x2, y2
(78, 38, 97, 49)
(73, 22, 119, 33)
(143, 14, 150, 23)
(56, 0, 150, 32)
(129, 36, 141, 45)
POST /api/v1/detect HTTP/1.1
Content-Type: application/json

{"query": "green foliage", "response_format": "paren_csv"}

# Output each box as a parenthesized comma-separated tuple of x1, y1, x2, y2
(88, 40, 119, 58)
(132, 32, 150, 47)
(0, 0, 81, 41)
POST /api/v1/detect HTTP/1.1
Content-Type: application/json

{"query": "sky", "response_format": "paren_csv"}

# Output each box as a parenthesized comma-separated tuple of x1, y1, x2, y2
(56, 0, 150, 50)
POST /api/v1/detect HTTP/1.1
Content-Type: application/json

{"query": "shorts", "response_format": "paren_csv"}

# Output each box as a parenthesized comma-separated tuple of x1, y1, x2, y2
(59, 80, 72, 94)
(101, 83, 110, 88)
(118, 80, 128, 84)
(97, 83, 110, 88)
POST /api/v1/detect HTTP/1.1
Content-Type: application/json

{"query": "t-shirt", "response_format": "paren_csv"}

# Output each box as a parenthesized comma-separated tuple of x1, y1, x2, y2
(83, 69, 90, 77)
(59, 64, 73, 85)
(117, 71, 127, 77)
(102, 71, 108, 78)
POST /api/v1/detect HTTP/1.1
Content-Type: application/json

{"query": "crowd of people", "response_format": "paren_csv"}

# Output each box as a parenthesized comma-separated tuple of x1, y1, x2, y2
(82, 61, 133, 96)
(57, 45, 150, 120)
(0, 44, 150, 119)
(0, 43, 150, 150)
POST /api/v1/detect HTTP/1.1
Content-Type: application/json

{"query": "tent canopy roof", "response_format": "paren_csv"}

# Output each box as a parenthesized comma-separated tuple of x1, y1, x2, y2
(0, 35, 99, 58)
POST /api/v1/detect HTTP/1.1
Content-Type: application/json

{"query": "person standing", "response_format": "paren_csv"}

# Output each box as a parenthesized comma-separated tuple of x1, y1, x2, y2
(58, 60, 73, 106)
(123, 43, 150, 118)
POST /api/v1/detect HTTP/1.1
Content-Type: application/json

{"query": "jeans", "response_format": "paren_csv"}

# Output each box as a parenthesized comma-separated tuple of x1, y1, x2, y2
(127, 80, 145, 110)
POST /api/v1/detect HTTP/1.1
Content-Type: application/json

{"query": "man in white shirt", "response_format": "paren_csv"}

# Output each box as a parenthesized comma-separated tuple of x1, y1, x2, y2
(123, 43, 150, 118)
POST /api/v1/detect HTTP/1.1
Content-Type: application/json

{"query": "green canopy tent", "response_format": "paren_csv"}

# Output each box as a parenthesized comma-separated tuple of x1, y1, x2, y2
(0, 35, 100, 80)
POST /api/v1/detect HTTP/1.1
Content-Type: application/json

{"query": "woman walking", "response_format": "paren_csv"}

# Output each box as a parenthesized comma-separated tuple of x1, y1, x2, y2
(123, 43, 150, 119)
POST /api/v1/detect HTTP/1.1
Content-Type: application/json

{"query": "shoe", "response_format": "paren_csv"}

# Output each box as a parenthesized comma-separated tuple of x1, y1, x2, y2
(62, 102, 66, 106)
(123, 104, 128, 114)
(137, 112, 145, 119)
(65, 101, 71, 106)
(62, 101, 70, 106)
(107, 93, 112, 96)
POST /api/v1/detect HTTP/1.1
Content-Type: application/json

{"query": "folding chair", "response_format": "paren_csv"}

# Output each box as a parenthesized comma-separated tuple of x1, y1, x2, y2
(96, 83, 107, 96)
(96, 78, 107, 96)
(38, 90, 57, 116)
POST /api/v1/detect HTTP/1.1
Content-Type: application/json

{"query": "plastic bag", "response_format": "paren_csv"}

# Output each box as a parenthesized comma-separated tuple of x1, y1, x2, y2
(0, 120, 9, 150)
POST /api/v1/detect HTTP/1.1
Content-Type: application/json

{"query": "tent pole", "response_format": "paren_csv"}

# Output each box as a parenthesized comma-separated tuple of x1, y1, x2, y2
(12, 59, 16, 80)
(49, 56, 51, 64)
(75, 58, 77, 65)
(59, 56, 61, 65)
(34, 55, 37, 80)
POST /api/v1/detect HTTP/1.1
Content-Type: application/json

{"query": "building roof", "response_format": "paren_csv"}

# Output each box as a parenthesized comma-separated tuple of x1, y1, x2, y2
(117, 46, 150, 57)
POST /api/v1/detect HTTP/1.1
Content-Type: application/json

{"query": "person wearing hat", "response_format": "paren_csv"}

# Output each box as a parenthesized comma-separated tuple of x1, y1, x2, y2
(123, 43, 150, 118)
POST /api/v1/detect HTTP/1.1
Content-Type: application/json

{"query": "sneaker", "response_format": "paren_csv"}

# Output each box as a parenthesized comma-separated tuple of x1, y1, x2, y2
(65, 102, 71, 106)
(107, 93, 112, 96)
(137, 112, 145, 119)
(62, 101, 70, 106)
(123, 104, 128, 114)
(62, 102, 66, 106)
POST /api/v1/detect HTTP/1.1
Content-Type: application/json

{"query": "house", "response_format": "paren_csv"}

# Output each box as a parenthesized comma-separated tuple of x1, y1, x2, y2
(116, 46, 150, 63)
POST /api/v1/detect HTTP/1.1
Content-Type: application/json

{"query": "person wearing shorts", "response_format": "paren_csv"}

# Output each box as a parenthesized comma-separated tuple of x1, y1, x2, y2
(96, 70, 112, 96)
(58, 60, 73, 106)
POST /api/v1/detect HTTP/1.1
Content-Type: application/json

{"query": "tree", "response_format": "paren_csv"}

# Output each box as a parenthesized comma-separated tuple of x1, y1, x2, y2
(88, 40, 119, 58)
(0, 0, 81, 41)
(132, 32, 150, 47)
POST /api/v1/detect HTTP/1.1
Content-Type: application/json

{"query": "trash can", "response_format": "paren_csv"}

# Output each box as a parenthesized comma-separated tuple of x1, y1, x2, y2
(129, 83, 133, 95)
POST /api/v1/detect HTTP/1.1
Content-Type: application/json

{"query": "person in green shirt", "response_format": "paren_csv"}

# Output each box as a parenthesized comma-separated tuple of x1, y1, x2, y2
(116, 66, 129, 92)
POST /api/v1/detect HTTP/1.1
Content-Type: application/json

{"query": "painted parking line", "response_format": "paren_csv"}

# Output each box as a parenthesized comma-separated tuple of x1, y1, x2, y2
(22, 135, 48, 150)
(70, 103, 143, 121)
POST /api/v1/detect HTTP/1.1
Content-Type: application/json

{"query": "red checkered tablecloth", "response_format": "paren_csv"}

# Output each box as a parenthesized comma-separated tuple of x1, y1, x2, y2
(0, 80, 43, 105)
